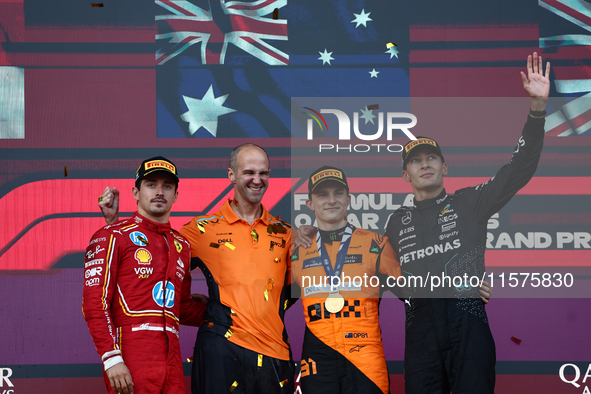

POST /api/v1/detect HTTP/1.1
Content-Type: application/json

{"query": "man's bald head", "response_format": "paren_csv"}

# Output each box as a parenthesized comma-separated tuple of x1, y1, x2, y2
(230, 143, 270, 172)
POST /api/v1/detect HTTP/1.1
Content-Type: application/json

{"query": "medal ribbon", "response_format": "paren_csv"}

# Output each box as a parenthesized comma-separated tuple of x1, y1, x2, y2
(315, 223, 354, 291)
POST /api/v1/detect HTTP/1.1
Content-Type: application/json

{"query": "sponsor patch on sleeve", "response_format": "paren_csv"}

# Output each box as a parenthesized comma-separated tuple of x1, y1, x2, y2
(369, 239, 381, 254)
(291, 246, 299, 262)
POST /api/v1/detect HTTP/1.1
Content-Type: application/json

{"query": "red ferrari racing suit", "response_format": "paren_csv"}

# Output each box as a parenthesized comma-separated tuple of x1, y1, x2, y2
(82, 212, 205, 394)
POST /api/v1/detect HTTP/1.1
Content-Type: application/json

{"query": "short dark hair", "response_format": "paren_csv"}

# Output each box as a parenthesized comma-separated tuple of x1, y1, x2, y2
(135, 175, 179, 191)
(229, 143, 270, 172)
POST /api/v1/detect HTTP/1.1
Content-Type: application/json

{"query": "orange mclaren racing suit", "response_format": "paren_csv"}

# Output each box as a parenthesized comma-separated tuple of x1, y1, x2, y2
(291, 225, 401, 394)
(181, 200, 295, 394)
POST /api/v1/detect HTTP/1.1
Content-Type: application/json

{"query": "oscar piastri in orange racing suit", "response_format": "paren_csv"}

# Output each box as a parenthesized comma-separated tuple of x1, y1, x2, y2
(291, 224, 401, 394)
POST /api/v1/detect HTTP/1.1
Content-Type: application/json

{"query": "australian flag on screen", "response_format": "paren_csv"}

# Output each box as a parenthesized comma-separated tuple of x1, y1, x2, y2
(18, 0, 591, 139)
(155, 0, 410, 138)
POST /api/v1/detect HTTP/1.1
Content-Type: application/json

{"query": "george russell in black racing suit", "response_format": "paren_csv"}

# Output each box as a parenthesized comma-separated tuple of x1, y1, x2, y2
(384, 114, 545, 393)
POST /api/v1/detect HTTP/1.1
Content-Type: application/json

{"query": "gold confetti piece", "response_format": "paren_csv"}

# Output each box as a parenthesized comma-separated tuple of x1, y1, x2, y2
(225, 242, 236, 250)
(272, 8, 278, 20)
(386, 42, 397, 48)
(231, 309, 237, 316)
(268, 278, 274, 290)
(208, 322, 214, 328)
(511, 336, 522, 344)
(279, 379, 288, 388)
(257, 354, 263, 367)
(64, 166, 69, 177)
(251, 229, 259, 243)
(229, 381, 238, 392)
(284, 300, 288, 310)
(91, 3, 104, 7)
(263, 289, 269, 301)
(367, 104, 379, 110)
(137, 235, 149, 246)
(274, 257, 281, 263)
(225, 328, 234, 339)
(187, 356, 193, 362)
(269, 242, 274, 252)
(209, 242, 220, 249)
(98, 196, 103, 202)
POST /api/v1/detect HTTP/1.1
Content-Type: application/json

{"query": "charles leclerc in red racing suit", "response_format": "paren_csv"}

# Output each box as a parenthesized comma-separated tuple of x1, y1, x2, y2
(83, 212, 205, 394)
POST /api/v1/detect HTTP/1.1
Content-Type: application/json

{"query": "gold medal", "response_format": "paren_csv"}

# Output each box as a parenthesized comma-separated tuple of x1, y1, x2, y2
(325, 292, 344, 313)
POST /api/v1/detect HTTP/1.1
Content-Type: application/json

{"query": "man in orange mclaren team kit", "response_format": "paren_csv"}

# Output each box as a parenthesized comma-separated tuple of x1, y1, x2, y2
(291, 166, 402, 394)
(99, 144, 295, 394)
(181, 144, 295, 393)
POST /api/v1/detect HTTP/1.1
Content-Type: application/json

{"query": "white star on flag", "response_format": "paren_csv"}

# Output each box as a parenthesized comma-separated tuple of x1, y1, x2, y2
(318, 49, 335, 65)
(369, 69, 379, 78)
(351, 9, 372, 28)
(386, 46, 399, 59)
(359, 107, 376, 124)
(181, 85, 236, 137)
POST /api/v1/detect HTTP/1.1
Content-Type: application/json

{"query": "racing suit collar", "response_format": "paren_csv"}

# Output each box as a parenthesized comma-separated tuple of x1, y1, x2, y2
(319, 225, 347, 245)
(132, 212, 172, 234)
(413, 189, 448, 211)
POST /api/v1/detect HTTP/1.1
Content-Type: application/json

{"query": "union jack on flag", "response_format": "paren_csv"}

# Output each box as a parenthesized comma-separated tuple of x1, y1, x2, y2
(156, 0, 289, 65)
(539, 0, 591, 136)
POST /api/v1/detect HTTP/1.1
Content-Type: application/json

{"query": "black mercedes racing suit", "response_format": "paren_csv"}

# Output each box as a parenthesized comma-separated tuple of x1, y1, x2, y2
(384, 114, 545, 393)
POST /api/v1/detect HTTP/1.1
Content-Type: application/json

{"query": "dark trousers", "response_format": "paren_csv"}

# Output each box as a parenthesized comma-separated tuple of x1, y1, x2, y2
(192, 329, 295, 394)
